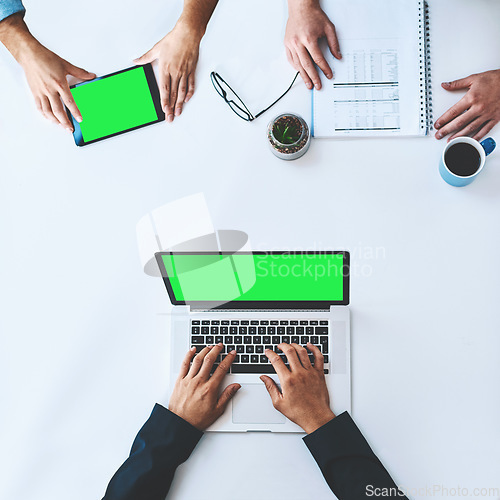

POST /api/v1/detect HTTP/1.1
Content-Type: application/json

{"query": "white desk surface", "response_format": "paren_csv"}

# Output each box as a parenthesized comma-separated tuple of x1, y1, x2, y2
(1, 1, 499, 499)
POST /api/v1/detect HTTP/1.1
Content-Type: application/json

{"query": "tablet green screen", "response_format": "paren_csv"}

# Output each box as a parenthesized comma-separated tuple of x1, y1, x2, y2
(70, 67, 158, 142)
(161, 253, 345, 302)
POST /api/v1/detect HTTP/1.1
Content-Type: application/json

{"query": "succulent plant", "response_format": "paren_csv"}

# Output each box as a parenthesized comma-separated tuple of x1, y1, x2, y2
(273, 122, 301, 145)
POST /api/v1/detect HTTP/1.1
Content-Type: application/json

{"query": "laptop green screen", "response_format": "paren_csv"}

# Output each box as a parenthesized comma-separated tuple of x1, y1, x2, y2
(70, 66, 159, 142)
(160, 253, 345, 303)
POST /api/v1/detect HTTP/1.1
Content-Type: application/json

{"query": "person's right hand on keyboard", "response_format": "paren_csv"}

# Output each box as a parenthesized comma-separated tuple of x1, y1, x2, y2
(260, 342, 335, 433)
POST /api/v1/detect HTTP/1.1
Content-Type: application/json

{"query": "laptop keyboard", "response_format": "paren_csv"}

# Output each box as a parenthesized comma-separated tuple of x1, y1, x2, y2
(191, 319, 329, 374)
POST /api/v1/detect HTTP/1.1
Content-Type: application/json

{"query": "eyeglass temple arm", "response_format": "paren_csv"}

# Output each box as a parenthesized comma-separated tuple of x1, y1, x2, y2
(253, 72, 300, 120)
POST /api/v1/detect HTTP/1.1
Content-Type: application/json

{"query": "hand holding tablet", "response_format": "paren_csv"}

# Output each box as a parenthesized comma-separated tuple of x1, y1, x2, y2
(65, 64, 164, 146)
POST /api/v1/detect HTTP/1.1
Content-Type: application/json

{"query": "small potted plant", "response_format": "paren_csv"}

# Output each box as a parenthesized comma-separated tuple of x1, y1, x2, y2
(267, 113, 311, 160)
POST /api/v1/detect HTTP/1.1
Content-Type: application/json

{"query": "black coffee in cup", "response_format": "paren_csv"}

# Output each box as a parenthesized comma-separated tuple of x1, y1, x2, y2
(444, 142, 481, 177)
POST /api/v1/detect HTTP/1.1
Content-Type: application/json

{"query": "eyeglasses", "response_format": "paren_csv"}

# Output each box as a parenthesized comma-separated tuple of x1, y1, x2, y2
(210, 71, 299, 122)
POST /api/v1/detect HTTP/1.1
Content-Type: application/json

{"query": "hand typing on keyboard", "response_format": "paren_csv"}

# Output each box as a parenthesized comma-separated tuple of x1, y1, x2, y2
(168, 344, 240, 430)
(260, 343, 335, 434)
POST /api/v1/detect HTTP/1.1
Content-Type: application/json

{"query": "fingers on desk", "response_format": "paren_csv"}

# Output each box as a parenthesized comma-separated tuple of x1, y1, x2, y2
(159, 70, 195, 121)
(325, 23, 342, 60)
(296, 45, 322, 89)
(473, 120, 495, 141)
(174, 74, 188, 116)
(168, 73, 180, 119)
(185, 73, 195, 103)
(307, 43, 333, 80)
(39, 96, 59, 125)
(158, 72, 173, 121)
(49, 93, 73, 132)
(448, 116, 485, 141)
(287, 48, 313, 90)
(441, 76, 473, 92)
(59, 85, 82, 125)
(434, 98, 471, 139)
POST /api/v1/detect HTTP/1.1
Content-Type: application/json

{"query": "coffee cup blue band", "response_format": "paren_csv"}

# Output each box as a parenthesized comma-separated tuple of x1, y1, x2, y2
(481, 137, 496, 156)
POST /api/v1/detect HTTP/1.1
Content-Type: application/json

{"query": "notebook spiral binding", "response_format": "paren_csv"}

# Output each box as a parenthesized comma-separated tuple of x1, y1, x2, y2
(418, 0, 433, 133)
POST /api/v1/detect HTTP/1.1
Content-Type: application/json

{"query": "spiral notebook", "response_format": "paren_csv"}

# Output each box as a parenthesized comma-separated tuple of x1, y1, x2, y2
(312, 0, 432, 137)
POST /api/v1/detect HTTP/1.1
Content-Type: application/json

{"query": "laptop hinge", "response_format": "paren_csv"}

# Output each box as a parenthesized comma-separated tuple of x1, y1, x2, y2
(188, 308, 331, 313)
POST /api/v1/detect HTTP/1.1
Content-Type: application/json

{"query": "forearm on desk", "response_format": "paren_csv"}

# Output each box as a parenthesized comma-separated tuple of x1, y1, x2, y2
(287, 0, 321, 14)
(176, 0, 219, 41)
(102, 404, 203, 500)
(0, 11, 40, 65)
(304, 412, 408, 500)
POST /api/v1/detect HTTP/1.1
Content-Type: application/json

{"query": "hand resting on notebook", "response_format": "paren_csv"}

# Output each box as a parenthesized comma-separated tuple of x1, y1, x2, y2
(435, 69, 500, 141)
(285, 0, 342, 90)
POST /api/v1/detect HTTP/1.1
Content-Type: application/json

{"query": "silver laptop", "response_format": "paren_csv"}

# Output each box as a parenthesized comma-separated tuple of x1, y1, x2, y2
(155, 251, 351, 432)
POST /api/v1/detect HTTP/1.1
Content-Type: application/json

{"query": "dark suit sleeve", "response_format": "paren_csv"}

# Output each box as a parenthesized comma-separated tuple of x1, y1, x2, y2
(303, 412, 408, 499)
(102, 404, 203, 500)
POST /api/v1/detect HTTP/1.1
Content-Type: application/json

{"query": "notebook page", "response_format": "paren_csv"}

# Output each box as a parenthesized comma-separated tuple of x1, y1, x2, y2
(319, 38, 401, 134)
(313, 0, 424, 137)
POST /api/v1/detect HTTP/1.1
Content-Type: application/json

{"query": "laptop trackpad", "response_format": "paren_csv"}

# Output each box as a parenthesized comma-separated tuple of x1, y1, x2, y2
(232, 384, 286, 424)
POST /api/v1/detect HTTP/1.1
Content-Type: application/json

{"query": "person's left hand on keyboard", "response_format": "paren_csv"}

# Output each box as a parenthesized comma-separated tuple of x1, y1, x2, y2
(260, 342, 335, 434)
(168, 344, 240, 430)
